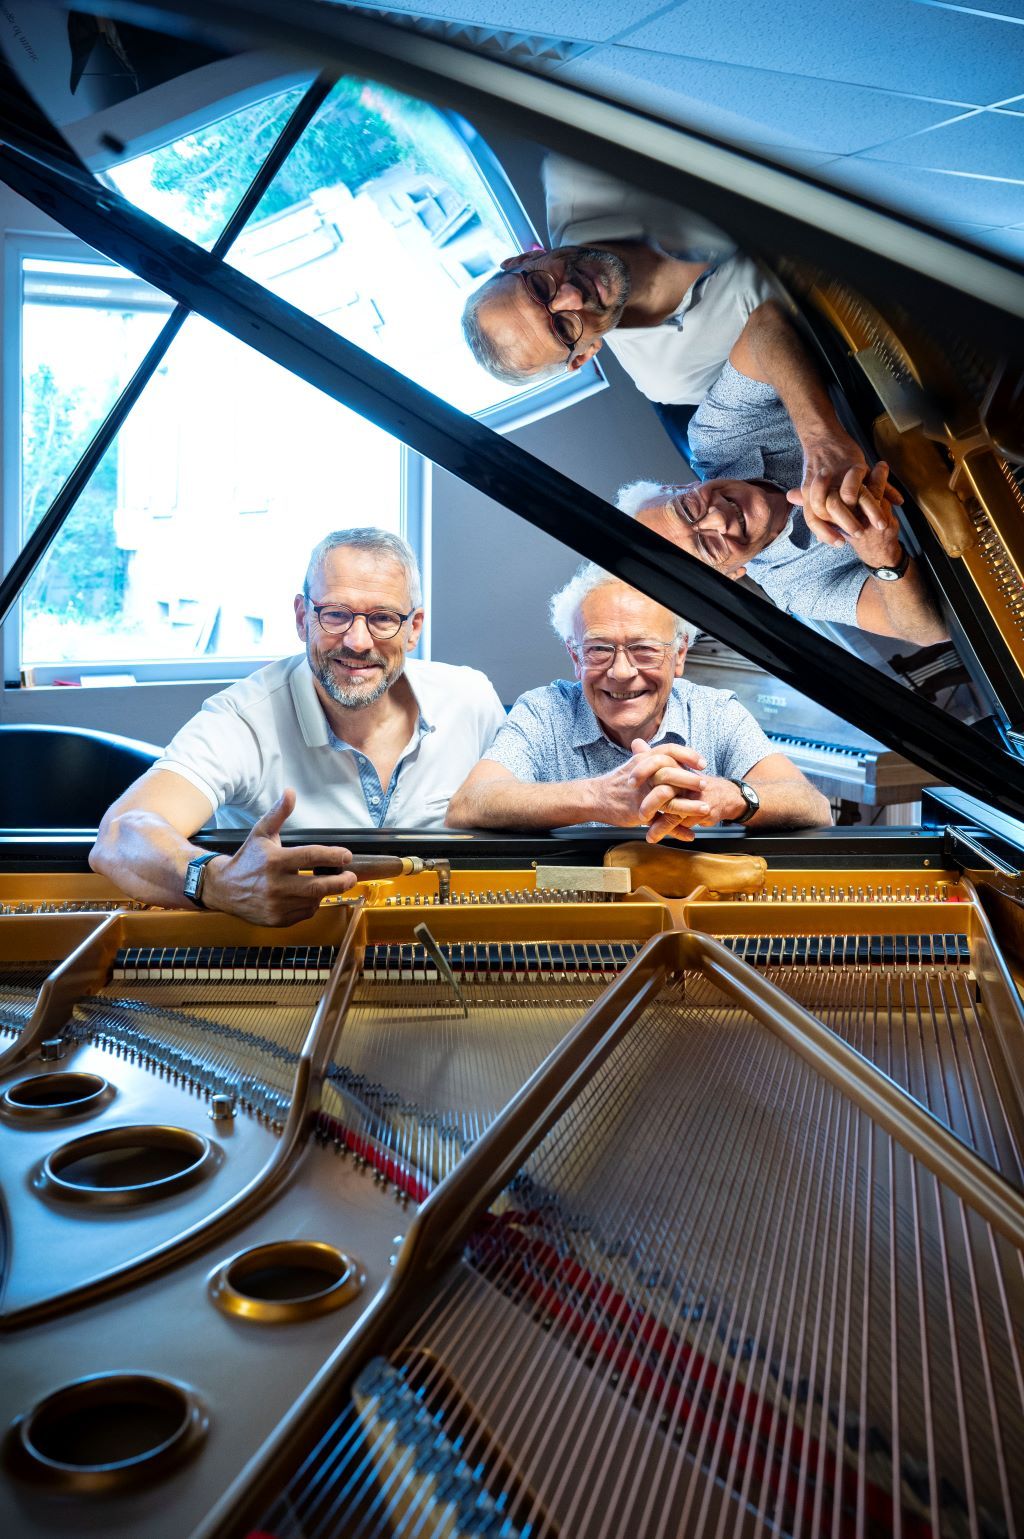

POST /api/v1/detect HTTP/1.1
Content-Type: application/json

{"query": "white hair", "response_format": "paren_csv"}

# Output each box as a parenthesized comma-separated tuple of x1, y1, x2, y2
(549, 562, 696, 647)
(614, 479, 673, 519)
(303, 527, 422, 607)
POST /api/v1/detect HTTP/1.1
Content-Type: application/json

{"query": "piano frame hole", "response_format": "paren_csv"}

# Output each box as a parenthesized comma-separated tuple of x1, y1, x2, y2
(2, 1071, 113, 1124)
(6, 1372, 207, 1494)
(37, 1124, 217, 1208)
(209, 1241, 364, 1324)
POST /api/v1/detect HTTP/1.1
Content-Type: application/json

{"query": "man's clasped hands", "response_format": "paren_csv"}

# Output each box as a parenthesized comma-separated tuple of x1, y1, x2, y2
(592, 740, 750, 844)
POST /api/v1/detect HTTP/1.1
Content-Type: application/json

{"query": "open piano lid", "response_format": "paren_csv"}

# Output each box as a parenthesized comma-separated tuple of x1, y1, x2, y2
(1, 1, 1024, 812)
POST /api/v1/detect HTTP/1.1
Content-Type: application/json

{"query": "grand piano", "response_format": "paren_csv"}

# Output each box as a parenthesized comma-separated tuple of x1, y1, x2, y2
(1, 6, 1024, 1538)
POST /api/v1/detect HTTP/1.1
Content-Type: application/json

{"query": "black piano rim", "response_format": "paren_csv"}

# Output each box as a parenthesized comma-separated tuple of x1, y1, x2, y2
(0, 825, 970, 874)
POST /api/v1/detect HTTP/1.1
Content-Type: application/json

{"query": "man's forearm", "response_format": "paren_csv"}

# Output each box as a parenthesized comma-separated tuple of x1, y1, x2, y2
(732, 300, 840, 442)
(446, 776, 599, 831)
(749, 778, 832, 830)
(858, 565, 949, 646)
(90, 811, 215, 907)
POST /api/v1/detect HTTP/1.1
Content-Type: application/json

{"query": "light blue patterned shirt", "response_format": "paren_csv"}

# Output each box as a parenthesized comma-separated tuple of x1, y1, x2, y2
(688, 363, 869, 627)
(486, 678, 774, 817)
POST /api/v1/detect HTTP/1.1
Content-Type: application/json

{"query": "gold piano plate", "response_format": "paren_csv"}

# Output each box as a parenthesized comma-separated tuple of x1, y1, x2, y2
(794, 270, 1024, 682)
(235, 926, 1024, 1539)
(1, 851, 1023, 1539)
(208, 1240, 365, 1324)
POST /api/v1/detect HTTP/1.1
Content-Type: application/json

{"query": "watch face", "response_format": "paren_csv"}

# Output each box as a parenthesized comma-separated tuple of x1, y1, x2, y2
(870, 547, 909, 582)
(184, 855, 213, 901)
(734, 780, 759, 821)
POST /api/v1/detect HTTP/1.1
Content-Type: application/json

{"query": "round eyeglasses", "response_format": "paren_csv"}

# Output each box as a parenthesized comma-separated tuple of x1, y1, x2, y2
(668, 491, 733, 569)
(575, 640, 672, 670)
(310, 604, 414, 640)
(516, 268, 584, 357)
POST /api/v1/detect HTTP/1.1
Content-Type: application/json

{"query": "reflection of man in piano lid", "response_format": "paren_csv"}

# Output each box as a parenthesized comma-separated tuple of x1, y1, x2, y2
(89, 529, 506, 926)
(461, 153, 869, 517)
(446, 564, 830, 844)
(619, 357, 949, 647)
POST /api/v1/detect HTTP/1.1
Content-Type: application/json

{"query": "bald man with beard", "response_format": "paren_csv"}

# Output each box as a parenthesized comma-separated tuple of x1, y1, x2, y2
(91, 528, 505, 924)
(462, 153, 871, 518)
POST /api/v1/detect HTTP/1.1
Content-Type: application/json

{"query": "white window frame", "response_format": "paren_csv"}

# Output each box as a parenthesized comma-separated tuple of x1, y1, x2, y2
(3, 230, 423, 686)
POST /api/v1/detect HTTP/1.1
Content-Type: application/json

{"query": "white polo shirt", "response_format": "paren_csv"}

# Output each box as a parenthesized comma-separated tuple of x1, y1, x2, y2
(544, 154, 777, 406)
(155, 655, 506, 830)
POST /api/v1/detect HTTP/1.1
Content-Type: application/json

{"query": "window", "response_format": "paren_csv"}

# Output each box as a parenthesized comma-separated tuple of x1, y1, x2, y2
(13, 251, 402, 678)
(106, 87, 310, 250)
(14, 247, 168, 679)
(6, 72, 602, 684)
(106, 74, 604, 422)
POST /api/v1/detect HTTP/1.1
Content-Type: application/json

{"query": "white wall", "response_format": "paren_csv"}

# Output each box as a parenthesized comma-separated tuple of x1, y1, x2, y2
(430, 359, 689, 704)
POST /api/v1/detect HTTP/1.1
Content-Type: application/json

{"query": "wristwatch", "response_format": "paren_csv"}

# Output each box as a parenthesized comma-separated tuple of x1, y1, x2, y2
(729, 779, 760, 824)
(867, 544, 911, 582)
(183, 851, 219, 909)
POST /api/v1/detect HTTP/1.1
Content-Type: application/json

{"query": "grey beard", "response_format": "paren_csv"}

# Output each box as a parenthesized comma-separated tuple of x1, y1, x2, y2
(313, 649, 403, 710)
(569, 246, 631, 319)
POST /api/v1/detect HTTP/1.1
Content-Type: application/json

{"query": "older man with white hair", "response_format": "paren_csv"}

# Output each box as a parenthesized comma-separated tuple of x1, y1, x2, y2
(92, 527, 505, 923)
(447, 564, 829, 842)
(615, 357, 948, 646)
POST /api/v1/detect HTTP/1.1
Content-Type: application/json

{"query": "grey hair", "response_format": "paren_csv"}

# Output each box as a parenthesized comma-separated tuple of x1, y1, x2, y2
(461, 271, 564, 386)
(549, 562, 696, 647)
(615, 479, 675, 519)
(303, 527, 422, 607)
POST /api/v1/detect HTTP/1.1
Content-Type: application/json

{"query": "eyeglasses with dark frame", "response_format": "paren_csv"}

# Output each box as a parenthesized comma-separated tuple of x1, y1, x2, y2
(668, 491, 733, 568)
(516, 268, 584, 359)
(309, 603, 414, 639)
(573, 639, 674, 670)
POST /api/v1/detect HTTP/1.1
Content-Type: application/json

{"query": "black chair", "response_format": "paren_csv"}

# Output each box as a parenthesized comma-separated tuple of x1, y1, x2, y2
(0, 724, 160, 828)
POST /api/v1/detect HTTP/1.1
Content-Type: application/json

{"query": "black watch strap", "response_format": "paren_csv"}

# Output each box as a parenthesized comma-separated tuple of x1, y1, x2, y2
(729, 779, 760, 824)
(867, 544, 910, 580)
(183, 851, 219, 909)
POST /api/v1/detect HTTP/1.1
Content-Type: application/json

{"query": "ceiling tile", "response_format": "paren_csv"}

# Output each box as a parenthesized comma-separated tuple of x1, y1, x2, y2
(556, 45, 967, 155)
(621, 0, 1022, 102)
(910, 0, 1024, 19)
(350, 0, 665, 43)
(555, 48, 805, 149)
(861, 108, 1024, 177)
(825, 155, 1024, 231)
